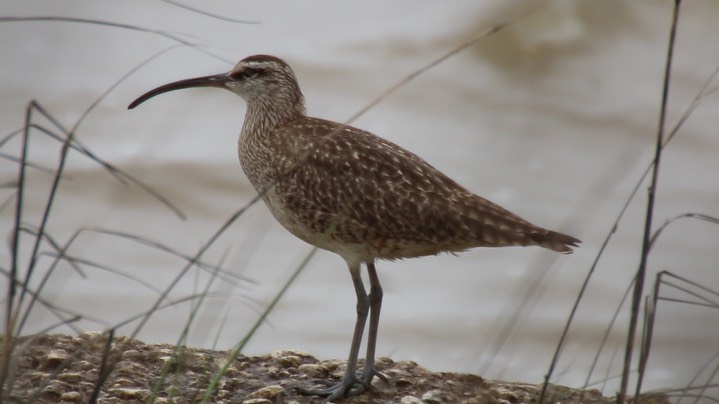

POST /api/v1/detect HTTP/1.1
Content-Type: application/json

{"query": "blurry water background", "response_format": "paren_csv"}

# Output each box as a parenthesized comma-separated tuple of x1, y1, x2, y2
(2, 0, 718, 396)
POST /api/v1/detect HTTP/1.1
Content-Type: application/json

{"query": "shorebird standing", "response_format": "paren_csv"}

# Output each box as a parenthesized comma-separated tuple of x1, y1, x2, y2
(129, 54, 579, 401)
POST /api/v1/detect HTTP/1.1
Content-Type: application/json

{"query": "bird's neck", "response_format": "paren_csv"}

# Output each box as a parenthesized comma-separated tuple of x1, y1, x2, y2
(238, 97, 307, 191)
(242, 95, 306, 136)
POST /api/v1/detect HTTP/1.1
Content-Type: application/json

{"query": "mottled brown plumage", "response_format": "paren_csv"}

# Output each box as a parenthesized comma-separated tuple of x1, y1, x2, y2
(129, 54, 579, 401)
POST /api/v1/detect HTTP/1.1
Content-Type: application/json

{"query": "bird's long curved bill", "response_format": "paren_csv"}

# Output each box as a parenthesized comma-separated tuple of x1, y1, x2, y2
(128, 73, 229, 109)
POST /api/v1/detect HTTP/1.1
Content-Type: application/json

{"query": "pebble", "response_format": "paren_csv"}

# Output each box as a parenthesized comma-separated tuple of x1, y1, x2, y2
(72, 360, 95, 371)
(122, 349, 141, 359)
(108, 387, 152, 400)
(42, 379, 69, 396)
(297, 363, 327, 378)
(79, 331, 103, 339)
(111, 377, 136, 388)
(38, 349, 67, 370)
(56, 372, 83, 383)
(246, 384, 285, 400)
(422, 389, 449, 404)
(59, 391, 82, 401)
(491, 384, 535, 402)
(242, 399, 272, 404)
(270, 349, 313, 358)
(275, 354, 303, 368)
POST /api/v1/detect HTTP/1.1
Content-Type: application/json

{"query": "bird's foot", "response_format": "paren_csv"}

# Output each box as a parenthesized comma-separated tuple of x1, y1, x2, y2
(298, 366, 387, 402)
(361, 364, 388, 386)
(297, 372, 366, 402)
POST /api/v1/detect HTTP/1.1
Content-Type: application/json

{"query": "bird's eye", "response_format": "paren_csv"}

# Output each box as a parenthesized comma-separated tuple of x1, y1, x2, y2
(231, 67, 262, 80)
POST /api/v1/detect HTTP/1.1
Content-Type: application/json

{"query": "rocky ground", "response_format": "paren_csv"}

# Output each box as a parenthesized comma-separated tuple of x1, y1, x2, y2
(2, 333, 668, 403)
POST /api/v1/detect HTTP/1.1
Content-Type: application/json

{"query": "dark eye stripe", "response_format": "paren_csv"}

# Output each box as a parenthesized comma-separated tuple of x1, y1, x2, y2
(231, 67, 263, 80)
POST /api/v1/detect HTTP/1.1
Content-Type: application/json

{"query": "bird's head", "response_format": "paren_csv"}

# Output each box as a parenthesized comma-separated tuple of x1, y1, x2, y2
(128, 54, 305, 112)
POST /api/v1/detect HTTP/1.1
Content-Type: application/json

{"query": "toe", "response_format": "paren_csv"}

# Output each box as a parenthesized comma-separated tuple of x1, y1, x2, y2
(298, 373, 366, 401)
(361, 366, 388, 386)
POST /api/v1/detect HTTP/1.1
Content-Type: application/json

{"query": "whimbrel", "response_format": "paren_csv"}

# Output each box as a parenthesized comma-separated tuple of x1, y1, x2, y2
(129, 54, 579, 401)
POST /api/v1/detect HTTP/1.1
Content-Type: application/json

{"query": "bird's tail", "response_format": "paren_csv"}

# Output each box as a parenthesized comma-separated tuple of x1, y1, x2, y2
(525, 229, 581, 254)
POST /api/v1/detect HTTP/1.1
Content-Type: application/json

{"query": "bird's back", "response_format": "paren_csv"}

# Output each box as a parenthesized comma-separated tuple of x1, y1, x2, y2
(240, 116, 578, 262)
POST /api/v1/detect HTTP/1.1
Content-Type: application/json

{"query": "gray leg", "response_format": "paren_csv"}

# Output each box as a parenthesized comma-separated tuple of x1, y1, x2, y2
(362, 262, 387, 385)
(298, 263, 370, 401)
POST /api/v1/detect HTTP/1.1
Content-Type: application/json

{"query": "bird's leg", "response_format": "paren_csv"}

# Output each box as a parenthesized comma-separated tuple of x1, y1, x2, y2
(361, 262, 388, 385)
(298, 263, 370, 401)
